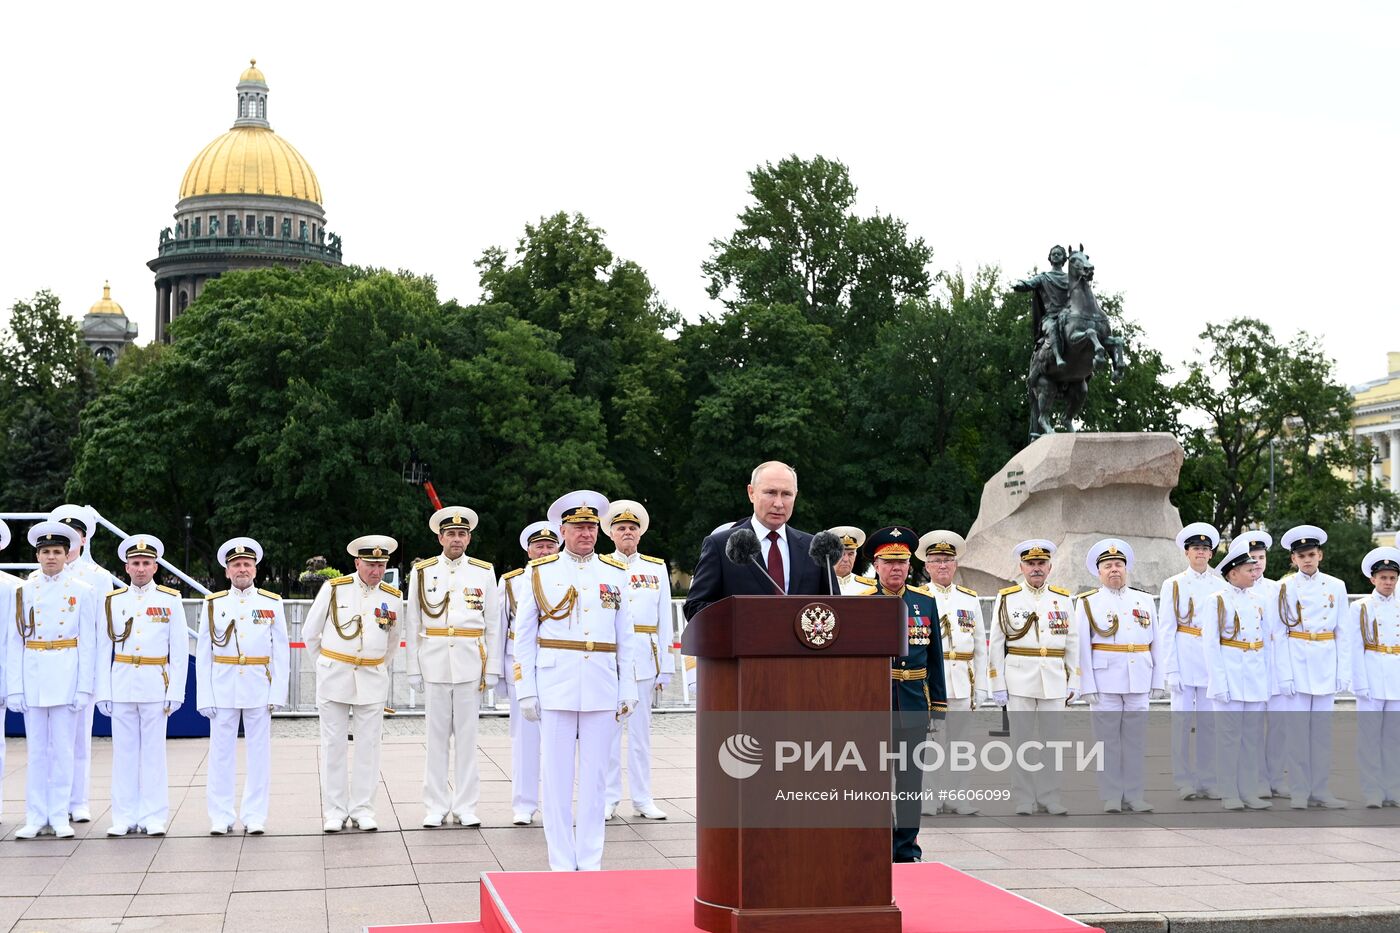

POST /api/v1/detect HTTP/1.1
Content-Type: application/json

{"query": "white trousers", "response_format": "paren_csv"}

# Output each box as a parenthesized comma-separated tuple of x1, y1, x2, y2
(71, 697, 95, 810)
(423, 681, 481, 818)
(207, 706, 272, 827)
(1091, 693, 1149, 804)
(1170, 685, 1216, 792)
(506, 666, 541, 815)
(1261, 694, 1289, 790)
(1213, 699, 1266, 800)
(1007, 695, 1064, 808)
(110, 701, 169, 828)
(319, 700, 384, 822)
(1357, 697, 1400, 802)
(923, 696, 973, 809)
(607, 677, 656, 808)
(24, 706, 77, 828)
(541, 708, 613, 871)
(1277, 692, 1335, 799)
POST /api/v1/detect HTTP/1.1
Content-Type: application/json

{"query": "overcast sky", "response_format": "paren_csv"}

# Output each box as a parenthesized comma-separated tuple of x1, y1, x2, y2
(4, 1, 1396, 388)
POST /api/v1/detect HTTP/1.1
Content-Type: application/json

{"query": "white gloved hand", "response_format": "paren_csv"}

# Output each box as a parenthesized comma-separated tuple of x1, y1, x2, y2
(993, 690, 1009, 706)
(97, 701, 114, 716)
(1165, 674, 1181, 694)
(268, 704, 285, 713)
(1354, 685, 1371, 700)
(656, 673, 672, 690)
(5, 695, 24, 714)
(166, 700, 182, 715)
(1150, 688, 1169, 701)
(68, 692, 92, 713)
(1338, 680, 1352, 694)
(1279, 680, 1297, 697)
(520, 697, 541, 722)
(199, 707, 215, 719)
(1209, 690, 1230, 704)
(616, 700, 634, 722)
(485, 674, 499, 690)
(408, 674, 424, 692)
(1079, 693, 1099, 706)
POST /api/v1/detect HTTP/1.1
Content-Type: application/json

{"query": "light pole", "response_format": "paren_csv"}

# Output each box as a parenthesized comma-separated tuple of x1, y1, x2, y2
(184, 514, 192, 570)
(1268, 438, 1276, 520)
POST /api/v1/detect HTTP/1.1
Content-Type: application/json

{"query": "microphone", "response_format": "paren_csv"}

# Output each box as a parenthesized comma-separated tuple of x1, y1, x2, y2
(809, 531, 844, 596)
(725, 528, 785, 595)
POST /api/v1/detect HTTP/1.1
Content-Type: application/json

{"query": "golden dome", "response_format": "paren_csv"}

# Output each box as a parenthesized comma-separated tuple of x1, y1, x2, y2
(240, 58, 266, 83)
(179, 126, 322, 204)
(89, 281, 125, 316)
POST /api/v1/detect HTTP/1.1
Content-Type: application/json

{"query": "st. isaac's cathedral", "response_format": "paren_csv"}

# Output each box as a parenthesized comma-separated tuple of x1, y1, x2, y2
(81, 59, 341, 359)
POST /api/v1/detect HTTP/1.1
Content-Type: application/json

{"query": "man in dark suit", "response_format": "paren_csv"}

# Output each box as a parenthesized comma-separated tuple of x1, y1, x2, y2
(683, 461, 831, 620)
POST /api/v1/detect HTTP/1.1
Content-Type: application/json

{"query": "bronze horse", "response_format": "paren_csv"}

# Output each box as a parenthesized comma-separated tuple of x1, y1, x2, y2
(1027, 245, 1124, 437)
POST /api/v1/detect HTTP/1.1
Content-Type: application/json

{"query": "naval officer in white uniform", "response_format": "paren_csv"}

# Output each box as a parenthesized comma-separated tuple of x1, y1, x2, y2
(405, 507, 502, 827)
(96, 535, 187, 836)
(514, 490, 639, 871)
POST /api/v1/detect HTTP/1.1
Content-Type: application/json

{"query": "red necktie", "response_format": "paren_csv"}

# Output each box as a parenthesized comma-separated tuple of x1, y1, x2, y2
(766, 530, 785, 593)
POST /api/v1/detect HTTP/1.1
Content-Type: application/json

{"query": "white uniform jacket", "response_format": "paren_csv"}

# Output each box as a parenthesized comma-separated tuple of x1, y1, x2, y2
(1202, 585, 1271, 703)
(838, 574, 876, 596)
(513, 552, 640, 712)
(497, 568, 525, 664)
(612, 551, 675, 683)
(1076, 586, 1163, 696)
(987, 583, 1080, 700)
(303, 575, 402, 706)
(1274, 571, 1351, 695)
(1158, 568, 1226, 689)
(928, 582, 987, 702)
(9, 572, 98, 707)
(1352, 591, 1400, 702)
(1251, 576, 1283, 694)
(96, 582, 189, 705)
(405, 555, 501, 685)
(196, 586, 291, 710)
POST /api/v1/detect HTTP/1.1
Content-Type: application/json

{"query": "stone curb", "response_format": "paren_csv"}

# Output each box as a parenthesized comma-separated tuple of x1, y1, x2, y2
(1075, 907, 1400, 933)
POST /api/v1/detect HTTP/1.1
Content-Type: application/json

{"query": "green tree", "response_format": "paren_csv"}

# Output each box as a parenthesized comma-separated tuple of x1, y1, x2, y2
(1171, 318, 1396, 559)
(669, 303, 842, 565)
(703, 155, 932, 360)
(0, 291, 101, 511)
(476, 213, 681, 552)
(68, 265, 616, 584)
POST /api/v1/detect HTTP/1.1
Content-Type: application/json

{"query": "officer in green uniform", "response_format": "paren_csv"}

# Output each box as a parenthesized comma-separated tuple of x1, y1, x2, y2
(861, 525, 948, 862)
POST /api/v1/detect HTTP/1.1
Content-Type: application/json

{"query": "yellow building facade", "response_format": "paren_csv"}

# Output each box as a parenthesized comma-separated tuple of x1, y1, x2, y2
(1352, 351, 1400, 542)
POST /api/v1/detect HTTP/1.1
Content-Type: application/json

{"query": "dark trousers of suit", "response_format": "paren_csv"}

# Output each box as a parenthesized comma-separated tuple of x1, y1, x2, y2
(892, 726, 924, 863)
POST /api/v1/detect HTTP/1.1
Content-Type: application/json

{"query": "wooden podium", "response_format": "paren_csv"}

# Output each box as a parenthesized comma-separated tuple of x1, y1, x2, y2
(683, 595, 906, 933)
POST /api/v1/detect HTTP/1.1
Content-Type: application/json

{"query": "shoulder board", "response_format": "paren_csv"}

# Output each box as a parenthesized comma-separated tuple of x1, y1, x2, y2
(156, 585, 182, 597)
(908, 584, 932, 597)
(379, 582, 402, 598)
(999, 585, 1022, 596)
(639, 554, 667, 565)
(107, 587, 129, 600)
(1076, 588, 1100, 600)
(467, 556, 494, 570)
(329, 575, 355, 586)
(855, 575, 876, 586)
(598, 554, 627, 570)
(1280, 572, 1296, 581)
(502, 567, 525, 581)
(528, 554, 560, 567)
(257, 588, 282, 600)
(414, 556, 439, 571)
(1049, 585, 1072, 596)
(858, 586, 879, 596)
(955, 584, 978, 596)
(204, 590, 229, 601)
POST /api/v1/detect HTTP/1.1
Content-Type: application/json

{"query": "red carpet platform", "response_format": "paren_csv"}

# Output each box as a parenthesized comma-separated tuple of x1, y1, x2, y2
(368, 863, 1101, 933)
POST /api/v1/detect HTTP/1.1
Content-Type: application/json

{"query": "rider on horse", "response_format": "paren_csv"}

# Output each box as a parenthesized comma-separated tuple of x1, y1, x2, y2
(1013, 245, 1070, 368)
